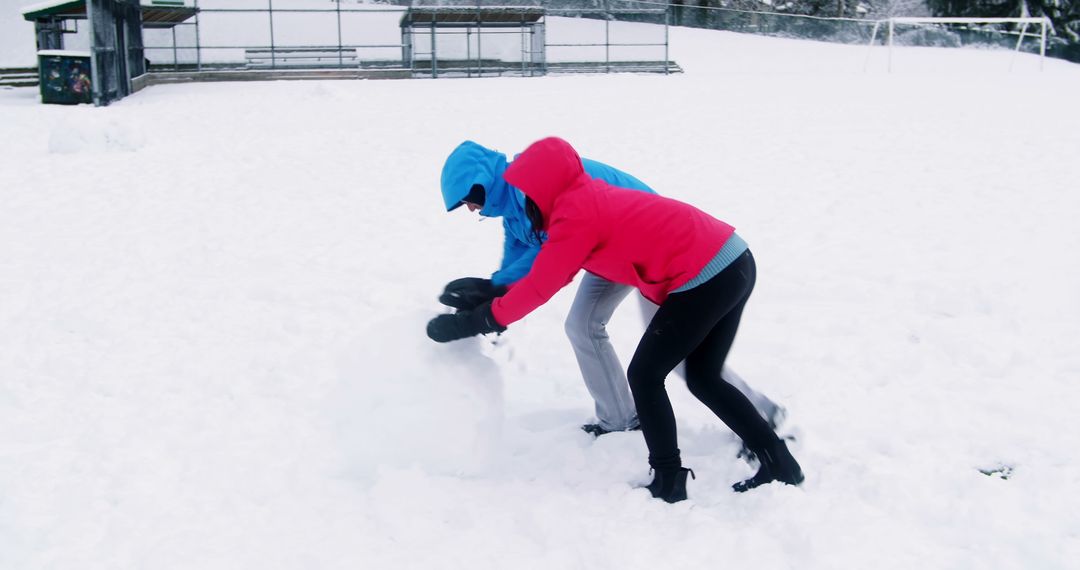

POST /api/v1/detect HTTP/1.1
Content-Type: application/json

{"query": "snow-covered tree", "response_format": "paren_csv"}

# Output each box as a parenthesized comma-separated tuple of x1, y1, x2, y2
(926, 0, 1080, 40)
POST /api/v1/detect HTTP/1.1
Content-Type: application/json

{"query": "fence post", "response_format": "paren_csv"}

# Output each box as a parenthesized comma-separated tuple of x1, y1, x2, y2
(336, 0, 343, 68)
(604, 0, 610, 73)
(268, 0, 276, 69)
(1040, 17, 1047, 71)
(887, 18, 894, 73)
(194, 0, 201, 71)
(86, 0, 99, 105)
(664, 3, 670, 75)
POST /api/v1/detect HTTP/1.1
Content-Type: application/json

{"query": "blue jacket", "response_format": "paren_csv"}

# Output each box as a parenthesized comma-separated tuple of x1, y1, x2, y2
(440, 141, 655, 286)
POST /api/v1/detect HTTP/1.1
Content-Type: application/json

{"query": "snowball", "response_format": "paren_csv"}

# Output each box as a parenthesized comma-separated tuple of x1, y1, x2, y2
(330, 310, 503, 480)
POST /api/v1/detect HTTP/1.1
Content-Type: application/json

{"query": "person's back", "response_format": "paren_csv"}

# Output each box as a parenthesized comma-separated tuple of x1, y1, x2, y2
(580, 158, 653, 195)
(572, 183, 735, 305)
(494, 138, 736, 322)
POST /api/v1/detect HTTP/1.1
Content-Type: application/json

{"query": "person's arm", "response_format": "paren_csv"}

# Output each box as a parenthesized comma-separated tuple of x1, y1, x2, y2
(426, 212, 596, 343)
(492, 235, 540, 287)
(490, 213, 596, 326)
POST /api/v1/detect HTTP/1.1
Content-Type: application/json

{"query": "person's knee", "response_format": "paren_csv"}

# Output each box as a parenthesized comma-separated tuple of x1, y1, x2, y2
(564, 308, 607, 346)
(563, 310, 584, 345)
(627, 359, 665, 395)
(688, 373, 745, 409)
(683, 362, 720, 399)
(682, 369, 725, 401)
(684, 373, 708, 400)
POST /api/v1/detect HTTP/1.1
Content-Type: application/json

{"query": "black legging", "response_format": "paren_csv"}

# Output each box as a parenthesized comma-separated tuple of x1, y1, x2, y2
(627, 250, 778, 471)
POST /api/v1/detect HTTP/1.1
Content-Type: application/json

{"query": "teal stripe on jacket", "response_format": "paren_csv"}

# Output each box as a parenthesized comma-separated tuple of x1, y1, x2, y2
(671, 233, 749, 293)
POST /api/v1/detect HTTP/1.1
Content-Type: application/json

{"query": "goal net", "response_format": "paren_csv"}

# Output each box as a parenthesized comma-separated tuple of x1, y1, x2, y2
(866, 17, 1051, 72)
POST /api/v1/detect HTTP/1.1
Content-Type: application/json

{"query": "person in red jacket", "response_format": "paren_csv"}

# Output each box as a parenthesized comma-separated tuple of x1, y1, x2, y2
(427, 137, 803, 502)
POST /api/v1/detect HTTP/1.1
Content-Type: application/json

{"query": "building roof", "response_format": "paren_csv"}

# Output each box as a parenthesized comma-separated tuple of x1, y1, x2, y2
(142, 3, 198, 29)
(21, 0, 197, 28)
(21, 0, 84, 20)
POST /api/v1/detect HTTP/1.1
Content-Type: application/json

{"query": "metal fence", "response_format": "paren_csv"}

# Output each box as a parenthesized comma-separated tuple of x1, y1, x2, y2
(141, 0, 676, 76)
(142, 2, 405, 72)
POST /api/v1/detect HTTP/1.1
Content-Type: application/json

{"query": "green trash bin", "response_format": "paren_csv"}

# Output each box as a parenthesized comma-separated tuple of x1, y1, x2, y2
(37, 50, 93, 105)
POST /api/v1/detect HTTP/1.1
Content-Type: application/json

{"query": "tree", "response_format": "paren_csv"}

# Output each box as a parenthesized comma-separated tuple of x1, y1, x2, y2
(926, 0, 1080, 41)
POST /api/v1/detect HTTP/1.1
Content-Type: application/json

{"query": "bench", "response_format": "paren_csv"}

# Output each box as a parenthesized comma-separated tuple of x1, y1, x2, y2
(0, 67, 41, 88)
(244, 48, 358, 69)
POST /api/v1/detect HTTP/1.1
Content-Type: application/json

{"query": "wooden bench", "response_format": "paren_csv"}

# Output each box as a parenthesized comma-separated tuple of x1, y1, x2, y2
(244, 48, 358, 69)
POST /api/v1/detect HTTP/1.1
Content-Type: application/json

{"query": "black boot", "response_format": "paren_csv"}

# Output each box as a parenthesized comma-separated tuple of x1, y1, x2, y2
(644, 467, 695, 503)
(733, 439, 804, 493)
(737, 407, 788, 462)
(582, 423, 642, 437)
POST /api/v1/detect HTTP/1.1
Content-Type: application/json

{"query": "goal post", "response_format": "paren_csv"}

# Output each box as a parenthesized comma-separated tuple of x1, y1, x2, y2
(864, 17, 1051, 72)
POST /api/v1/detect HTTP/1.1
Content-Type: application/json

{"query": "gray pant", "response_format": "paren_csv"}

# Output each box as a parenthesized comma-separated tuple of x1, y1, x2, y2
(565, 272, 783, 431)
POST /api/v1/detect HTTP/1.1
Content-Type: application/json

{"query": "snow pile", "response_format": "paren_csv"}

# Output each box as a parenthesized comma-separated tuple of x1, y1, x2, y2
(331, 311, 503, 479)
(47, 113, 146, 154)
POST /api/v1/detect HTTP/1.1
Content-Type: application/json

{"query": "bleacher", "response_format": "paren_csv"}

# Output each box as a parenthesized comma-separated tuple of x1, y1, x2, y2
(0, 68, 39, 88)
(244, 48, 358, 69)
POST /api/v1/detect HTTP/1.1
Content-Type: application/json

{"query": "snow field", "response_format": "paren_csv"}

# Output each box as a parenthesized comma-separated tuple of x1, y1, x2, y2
(2, 22, 1080, 570)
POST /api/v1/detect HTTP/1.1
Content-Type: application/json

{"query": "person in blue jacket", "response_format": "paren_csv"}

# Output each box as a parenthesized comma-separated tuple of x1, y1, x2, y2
(436, 140, 785, 437)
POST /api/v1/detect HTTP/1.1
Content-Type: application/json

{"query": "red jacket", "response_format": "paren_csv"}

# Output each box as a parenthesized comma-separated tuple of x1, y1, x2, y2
(491, 137, 736, 327)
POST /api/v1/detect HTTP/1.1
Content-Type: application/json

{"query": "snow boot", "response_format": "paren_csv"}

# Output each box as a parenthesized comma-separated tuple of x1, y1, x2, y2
(582, 423, 641, 437)
(737, 406, 788, 462)
(644, 467, 695, 503)
(732, 438, 804, 493)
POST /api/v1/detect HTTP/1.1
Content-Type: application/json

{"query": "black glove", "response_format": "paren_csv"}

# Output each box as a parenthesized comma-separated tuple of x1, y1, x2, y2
(438, 277, 508, 311)
(426, 301, 507, 343)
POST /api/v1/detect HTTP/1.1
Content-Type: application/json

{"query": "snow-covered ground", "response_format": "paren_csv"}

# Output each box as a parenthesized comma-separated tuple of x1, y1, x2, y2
(3, 19, 1080, 570)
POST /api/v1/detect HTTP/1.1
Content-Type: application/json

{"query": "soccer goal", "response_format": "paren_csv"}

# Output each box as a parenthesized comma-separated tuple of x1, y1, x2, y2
(865, 17, 1052, 72)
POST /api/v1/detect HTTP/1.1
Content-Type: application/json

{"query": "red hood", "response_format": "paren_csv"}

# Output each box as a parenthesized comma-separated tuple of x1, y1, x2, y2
(502, 137, 586, 226)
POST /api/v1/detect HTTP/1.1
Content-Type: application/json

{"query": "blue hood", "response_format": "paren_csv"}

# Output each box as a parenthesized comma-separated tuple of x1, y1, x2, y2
(439, 141, 525, 221)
